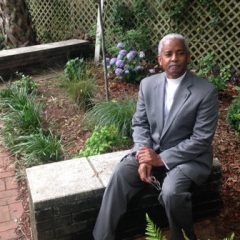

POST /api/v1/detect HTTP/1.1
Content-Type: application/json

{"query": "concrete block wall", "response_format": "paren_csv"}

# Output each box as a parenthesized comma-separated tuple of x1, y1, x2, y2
(26, 150, 222, 240)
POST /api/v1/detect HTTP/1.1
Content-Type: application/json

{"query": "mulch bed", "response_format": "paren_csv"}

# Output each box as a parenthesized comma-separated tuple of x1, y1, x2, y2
(11, 67, 240, 239)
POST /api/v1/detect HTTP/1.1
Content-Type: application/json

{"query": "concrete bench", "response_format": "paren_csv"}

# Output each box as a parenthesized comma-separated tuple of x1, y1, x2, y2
(0, 39, 91, 77)
(26, 150, 222, 240)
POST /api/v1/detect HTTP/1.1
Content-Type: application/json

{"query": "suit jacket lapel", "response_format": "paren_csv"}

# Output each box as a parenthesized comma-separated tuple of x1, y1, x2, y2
(160, 71, 192, 140)
(154, 73, 166, 137)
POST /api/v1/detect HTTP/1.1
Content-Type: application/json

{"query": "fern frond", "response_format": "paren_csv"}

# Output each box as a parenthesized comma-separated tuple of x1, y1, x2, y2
(145, 213, 166, 240)
(223, 233, 235, 240)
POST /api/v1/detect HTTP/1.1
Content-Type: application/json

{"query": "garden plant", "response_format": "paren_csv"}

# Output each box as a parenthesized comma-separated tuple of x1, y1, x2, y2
(0, 74, 62, 168)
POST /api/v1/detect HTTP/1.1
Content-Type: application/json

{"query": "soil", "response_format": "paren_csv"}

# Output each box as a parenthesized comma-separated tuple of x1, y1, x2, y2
(8, 66, 240, 239)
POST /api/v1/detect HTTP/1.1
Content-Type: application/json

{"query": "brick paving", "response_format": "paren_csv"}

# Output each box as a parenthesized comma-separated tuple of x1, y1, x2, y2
(0, 147, 24, 240)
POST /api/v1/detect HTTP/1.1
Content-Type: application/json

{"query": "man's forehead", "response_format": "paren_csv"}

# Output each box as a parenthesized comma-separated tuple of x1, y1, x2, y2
(161, 39, 186, 51)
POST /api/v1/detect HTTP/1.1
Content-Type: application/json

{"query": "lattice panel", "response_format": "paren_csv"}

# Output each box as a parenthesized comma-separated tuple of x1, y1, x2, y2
(26, 0, 240, 70)
(26, 0, 97, 43)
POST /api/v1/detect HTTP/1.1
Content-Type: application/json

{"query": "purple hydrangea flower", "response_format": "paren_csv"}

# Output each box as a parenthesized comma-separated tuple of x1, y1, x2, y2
(110, 58, 117, 65)
(139, 51, 145, 58)
(126, 51, 137, 61)
(124, 69, 130, 74)
(115, 59, 124, 68)
(149, 68, 156, 74)
(117, 42, 124, 48)
(115, 68, 123, 75)
(119, 49, 128, 56)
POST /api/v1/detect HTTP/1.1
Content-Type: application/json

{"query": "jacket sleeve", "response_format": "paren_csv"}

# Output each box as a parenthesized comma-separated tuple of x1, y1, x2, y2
(160, 87, 219, 169)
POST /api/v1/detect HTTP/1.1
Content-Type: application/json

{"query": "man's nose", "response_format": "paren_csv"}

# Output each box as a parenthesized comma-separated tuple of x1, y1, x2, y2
(171, 54, 178, 61)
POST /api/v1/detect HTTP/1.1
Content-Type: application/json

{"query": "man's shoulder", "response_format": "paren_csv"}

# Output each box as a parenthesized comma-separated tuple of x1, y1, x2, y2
(186, 71, 216, 90)
(141, 72, 165, 85)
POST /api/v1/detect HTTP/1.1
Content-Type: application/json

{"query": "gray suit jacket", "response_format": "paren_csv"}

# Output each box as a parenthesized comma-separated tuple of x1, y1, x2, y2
(131, 70, 218, 185)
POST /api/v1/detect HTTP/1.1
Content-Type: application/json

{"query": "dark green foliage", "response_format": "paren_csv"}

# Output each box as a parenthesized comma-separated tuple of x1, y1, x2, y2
(227, 95, 240, 132)
(108, 0, 152, 58)
(84, 98, 136, 138)
(111, 2, 135, 32)
(196, 53, 230, 91)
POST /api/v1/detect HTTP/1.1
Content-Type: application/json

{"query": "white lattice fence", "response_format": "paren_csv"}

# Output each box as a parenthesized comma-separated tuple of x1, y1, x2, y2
(26, 0, 240, 69)
(26, 0, 97, 43)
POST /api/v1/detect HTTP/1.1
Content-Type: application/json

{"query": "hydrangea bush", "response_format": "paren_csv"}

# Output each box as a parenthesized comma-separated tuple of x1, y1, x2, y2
(107, 42, 149, 83)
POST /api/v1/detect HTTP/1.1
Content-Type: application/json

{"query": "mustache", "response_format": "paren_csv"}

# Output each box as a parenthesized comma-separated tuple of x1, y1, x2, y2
(168, 63, 181, 67)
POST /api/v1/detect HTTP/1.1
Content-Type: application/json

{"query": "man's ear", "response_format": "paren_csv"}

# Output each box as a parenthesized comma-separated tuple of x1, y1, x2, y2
(157, 56, 162, 67)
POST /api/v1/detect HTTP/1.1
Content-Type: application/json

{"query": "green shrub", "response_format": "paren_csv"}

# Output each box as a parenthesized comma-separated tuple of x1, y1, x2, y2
(64, 58, 87, 82)
(227, 95, 240, 132)
(13, 130, 62, 167)
(79, 125, 129, 157)
(84, 98, 136, 137)
(196, 53, 230, 91)
(14, 73, 38, 94)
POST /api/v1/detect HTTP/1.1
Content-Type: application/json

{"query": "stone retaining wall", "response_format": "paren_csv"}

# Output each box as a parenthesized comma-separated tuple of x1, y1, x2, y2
(0, 39, 92, 78)
(26, 150, 222, 240)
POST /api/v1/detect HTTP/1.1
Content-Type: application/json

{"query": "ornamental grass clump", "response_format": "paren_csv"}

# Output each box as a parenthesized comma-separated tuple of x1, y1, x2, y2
(84, 98, 136, 138)
(12, 130, 62, 167)
(63, 58, 97, 109)
(108, 42, 147, 83)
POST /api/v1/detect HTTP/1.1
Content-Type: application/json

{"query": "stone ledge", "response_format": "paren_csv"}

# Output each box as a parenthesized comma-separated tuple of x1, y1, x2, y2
(0, 39, 91, 77)
(26, 150, 222, 240)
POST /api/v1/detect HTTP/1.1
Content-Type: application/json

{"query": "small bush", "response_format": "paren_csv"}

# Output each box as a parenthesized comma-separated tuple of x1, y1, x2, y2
(64, 58, 87, 81)
(14, 73, 38, 94)
(227, 95, 240, 132)
(79, 125, 129, 157)
(196, 53, 230, 91)
(84, 98, 136, 137)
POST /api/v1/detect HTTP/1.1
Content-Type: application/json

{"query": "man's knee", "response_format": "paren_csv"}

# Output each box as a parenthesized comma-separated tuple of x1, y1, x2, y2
(111, 155, 139, 182)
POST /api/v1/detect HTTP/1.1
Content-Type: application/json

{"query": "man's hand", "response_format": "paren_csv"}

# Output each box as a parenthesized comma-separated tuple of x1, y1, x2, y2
(136, 147, 164, 167)
(138, 163, 152, 183)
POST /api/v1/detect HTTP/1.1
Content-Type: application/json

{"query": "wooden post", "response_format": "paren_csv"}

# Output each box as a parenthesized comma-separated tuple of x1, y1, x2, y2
(96, 0, 109, 100)
(94, 0, 104, 62)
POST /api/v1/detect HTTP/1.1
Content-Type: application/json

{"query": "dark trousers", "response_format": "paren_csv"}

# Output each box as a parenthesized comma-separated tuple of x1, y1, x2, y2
(93, 155, 196, 240)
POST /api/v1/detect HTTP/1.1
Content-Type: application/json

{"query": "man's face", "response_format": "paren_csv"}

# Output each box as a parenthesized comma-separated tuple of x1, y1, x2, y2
(158, 38, 190, 79)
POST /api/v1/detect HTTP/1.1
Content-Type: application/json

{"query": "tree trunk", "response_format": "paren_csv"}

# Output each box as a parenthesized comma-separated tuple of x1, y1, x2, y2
(0, 0, 36, 48)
